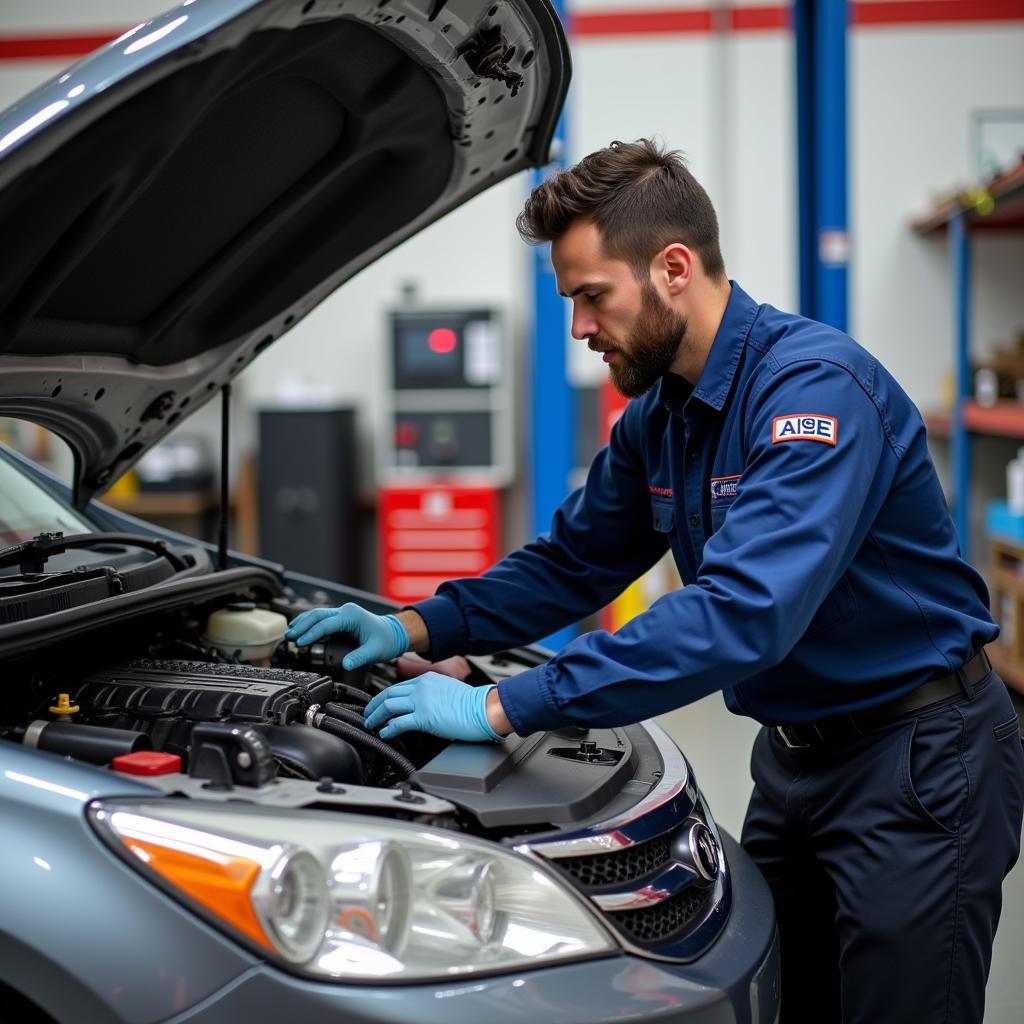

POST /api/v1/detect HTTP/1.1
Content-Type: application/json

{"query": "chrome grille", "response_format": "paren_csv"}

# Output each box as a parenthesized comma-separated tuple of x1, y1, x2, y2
(556, 832, 671, 888)
(609, 884, 712, 942)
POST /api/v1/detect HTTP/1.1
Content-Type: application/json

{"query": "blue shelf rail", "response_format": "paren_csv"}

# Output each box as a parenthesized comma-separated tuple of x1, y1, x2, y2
(950, 212, 972, 558)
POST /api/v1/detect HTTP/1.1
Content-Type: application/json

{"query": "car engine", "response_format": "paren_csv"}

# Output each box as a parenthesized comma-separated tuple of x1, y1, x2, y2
(0, 559, 669, 844)
(0, 584, 571, 828)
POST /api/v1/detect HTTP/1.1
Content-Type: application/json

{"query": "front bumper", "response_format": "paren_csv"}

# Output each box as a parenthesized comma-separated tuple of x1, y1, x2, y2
(3, 712, 778, 1024)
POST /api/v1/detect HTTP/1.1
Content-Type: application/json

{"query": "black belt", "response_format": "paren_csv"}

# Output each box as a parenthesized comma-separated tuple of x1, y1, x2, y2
(775, 649, 993, 750)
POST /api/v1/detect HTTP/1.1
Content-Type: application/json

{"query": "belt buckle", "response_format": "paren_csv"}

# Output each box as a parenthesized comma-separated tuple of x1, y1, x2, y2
(776, 724, 811, 750)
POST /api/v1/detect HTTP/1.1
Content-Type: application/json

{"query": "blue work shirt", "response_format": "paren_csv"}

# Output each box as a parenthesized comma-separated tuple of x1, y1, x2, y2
(413, 283, 997, 733)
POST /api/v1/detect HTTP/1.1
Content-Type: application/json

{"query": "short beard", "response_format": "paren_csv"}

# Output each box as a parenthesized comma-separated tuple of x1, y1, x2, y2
(606, 282, 688, 398)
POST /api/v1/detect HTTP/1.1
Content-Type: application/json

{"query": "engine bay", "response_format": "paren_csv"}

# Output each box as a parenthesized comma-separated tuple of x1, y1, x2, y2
(0, 578, 658, 841)
(0, 563, 724, 965)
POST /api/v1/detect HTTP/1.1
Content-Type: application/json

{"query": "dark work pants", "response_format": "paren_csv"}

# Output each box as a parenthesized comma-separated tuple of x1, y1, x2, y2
(741, 671, 1024, 1023)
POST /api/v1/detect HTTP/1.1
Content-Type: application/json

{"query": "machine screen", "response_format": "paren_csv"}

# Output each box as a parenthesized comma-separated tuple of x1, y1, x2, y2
(395, 325, 462, 384)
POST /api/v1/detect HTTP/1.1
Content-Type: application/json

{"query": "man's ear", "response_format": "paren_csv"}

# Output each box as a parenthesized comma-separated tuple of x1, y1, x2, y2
(656, 243, 695, 296)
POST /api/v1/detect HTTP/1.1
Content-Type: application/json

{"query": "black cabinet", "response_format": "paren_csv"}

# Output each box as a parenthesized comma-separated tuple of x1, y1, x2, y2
(258, 408, 359, 586)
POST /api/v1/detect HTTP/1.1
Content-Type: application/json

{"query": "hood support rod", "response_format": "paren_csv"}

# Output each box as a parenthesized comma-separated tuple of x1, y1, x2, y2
(217, 384, 232, 571)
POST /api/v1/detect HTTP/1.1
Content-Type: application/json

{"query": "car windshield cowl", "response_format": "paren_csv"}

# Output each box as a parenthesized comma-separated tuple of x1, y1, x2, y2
(0, 531, 189, 575)
(0, 530, 206, 627)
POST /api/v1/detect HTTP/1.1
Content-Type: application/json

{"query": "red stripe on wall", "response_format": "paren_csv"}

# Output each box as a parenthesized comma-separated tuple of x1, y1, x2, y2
(0, 31, 122, 61)
(730, 6, 790, 31)
(570, 2, 1022, 38)
(853, 1, 1024, 27)
(571, 8, 714, 37)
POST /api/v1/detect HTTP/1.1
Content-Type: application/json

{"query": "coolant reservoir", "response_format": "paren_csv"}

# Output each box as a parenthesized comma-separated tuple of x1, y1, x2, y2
(202, 602, 288, 664)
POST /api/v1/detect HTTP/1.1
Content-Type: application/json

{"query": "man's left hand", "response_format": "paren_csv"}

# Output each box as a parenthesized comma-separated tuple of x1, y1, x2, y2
(363, 672, 506, 742)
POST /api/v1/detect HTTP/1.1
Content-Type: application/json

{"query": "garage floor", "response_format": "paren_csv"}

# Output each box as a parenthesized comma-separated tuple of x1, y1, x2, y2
(657, 693, 1024, 1023)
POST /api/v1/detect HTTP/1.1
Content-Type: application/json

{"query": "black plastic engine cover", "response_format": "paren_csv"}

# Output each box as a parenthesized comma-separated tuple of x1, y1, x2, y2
(72, 659, 334, 760)
(414, 727, 637, 828)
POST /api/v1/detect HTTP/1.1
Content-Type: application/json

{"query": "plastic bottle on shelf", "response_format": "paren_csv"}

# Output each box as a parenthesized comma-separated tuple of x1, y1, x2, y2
(1007, 448, 1024, 515)
(976, 367, 998, 407)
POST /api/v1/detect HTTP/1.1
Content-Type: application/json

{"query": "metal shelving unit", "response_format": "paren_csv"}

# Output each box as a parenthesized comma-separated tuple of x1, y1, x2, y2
(924, 399, 1024, 441)
(913, 159, 1024, 561)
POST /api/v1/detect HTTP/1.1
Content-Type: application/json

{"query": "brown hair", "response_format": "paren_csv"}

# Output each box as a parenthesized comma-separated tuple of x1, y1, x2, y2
(516, 138, 726, 282)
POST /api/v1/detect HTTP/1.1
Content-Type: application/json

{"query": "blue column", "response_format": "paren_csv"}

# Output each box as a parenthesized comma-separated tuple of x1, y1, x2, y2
(813, 0, 848, 331)
(794, 0, 815, 318)
(950, 212, 972, 558)
(529, 2, 575, 650)
(795, 0, 849, 331)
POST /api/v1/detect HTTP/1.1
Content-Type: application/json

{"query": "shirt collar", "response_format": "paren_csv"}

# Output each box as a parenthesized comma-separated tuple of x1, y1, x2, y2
(656, 280, 759, 414)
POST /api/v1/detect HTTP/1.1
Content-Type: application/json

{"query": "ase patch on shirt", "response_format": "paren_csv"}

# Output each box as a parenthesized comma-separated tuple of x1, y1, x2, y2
(772, 414, 838, 446)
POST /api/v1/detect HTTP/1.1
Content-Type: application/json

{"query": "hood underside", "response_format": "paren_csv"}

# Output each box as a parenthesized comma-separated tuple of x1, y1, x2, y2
(0, 0, 569, 505)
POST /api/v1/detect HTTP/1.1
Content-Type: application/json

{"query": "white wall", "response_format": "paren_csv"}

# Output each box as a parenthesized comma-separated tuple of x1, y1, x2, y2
(0, 1, 168, 28)
(726, 27, 796, 311)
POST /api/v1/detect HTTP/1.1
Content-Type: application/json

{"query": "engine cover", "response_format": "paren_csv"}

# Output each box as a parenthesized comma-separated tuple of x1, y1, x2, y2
(73, 659, 334, 759)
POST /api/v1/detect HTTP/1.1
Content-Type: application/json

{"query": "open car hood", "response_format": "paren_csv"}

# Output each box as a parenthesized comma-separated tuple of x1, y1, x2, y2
(0, 0, 569, 506)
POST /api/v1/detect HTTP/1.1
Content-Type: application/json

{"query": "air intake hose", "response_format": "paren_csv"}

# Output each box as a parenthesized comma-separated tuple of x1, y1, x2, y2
(309, 709, 416, 778)
(323, 702, 370, 728)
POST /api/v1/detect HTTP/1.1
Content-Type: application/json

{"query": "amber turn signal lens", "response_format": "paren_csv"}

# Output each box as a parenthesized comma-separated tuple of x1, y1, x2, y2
(122, 837, 276, 953)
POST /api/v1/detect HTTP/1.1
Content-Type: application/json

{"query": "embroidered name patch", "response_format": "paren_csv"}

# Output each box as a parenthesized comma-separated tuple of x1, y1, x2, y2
(772, 414, 838, 446)
(710, 475, 741, 501)
(649, 485, 673, 497)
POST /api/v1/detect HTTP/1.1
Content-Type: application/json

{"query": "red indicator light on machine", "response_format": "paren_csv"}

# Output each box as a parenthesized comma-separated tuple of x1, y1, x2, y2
(427, 328, 457, 354)
(112, 751, 183, 776)
(395, 421, 419, 448)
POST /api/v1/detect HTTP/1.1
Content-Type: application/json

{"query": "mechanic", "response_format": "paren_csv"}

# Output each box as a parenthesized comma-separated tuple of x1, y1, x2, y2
(287, 139, 1024, 1023)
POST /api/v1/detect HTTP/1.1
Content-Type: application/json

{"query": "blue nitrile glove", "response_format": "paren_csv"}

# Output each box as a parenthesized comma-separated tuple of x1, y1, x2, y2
(363, 672, 504, 742)
(285, 603, 408, 670)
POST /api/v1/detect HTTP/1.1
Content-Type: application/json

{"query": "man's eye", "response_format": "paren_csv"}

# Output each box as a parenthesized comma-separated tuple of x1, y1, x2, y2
(585, 293, 600, 303)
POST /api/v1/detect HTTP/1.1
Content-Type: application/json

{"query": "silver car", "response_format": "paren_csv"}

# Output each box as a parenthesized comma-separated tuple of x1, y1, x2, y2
(0, 2, 779, 1021)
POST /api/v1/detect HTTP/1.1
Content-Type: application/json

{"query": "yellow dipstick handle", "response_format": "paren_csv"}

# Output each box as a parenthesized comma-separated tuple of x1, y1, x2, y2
(48, 693, 80, 716)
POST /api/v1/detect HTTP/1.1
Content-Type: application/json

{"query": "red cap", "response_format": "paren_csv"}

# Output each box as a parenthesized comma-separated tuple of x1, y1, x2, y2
(112, 751, 183, 776)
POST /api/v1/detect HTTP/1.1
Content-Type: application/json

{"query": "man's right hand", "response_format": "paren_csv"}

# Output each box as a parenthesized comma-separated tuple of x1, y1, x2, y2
(285, 603, 409, 671)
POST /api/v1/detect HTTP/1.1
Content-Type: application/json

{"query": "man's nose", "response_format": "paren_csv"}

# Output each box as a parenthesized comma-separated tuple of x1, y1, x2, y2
(570, 308, 598, 341)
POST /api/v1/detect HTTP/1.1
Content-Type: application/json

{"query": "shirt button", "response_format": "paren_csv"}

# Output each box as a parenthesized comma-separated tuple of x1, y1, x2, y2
(689, 449, 699, 459)
(690, 514, 700, 527)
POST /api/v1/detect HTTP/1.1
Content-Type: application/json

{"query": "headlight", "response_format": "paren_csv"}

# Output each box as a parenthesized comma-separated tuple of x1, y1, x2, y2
(89, 801, 617, 980)
(254, 847, 330, 963)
